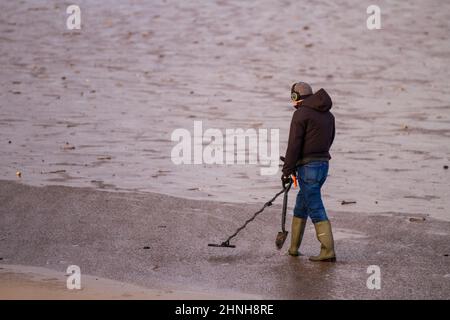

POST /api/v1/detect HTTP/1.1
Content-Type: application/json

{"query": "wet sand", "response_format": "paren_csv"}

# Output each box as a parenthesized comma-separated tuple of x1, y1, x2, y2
(1, 180, 449, 299)
(0, 0, 449, 299)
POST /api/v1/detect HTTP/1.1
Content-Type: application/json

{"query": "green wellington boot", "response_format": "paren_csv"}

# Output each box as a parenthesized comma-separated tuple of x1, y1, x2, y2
(288, 217, 307, 256)
(309, 220, 336, 262)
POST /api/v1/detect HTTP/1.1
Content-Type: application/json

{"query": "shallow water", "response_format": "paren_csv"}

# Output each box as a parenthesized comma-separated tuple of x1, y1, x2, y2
(1, 0, 449, 220)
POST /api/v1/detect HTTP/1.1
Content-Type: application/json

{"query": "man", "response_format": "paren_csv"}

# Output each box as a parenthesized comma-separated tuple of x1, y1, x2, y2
(281, 82, 336, 262)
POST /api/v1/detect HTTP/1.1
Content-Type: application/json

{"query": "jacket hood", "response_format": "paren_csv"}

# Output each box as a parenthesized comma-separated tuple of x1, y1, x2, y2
(301, 88, 332, 112)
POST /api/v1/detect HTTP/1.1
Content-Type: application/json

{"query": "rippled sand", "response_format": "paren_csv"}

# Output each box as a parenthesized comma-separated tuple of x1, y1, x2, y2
(0, 1, 449, 220)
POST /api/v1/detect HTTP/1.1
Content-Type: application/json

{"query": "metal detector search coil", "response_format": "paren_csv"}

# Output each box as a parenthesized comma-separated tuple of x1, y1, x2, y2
(207, 241, 236, 248)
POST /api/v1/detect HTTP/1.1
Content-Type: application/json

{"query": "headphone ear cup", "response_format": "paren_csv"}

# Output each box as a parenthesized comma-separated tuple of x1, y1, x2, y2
(291, 92, 298, 101)
(291, 83, 296, 101)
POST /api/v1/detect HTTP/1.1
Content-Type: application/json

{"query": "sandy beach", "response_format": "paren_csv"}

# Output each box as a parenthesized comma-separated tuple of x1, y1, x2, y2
(1, 180, 449, 299)
(0, 0, 449, 299)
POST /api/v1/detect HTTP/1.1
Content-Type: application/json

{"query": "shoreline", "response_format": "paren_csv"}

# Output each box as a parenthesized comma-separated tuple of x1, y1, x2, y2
(4, 177, 448, 222)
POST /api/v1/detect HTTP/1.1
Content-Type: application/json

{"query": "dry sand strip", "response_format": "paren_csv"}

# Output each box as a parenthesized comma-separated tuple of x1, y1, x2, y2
(0, 264, 258, 300)
(0, 180, 449, 299)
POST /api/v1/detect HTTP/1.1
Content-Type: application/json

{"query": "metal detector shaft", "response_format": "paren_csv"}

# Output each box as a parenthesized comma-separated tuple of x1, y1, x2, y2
(209, 185, 289, 248)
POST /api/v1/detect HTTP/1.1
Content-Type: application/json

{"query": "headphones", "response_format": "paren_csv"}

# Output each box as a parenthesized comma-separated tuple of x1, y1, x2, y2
(291, 83, 311, 101)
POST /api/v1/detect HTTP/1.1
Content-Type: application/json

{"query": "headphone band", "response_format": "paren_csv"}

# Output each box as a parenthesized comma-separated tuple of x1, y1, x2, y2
(291, 83, 312, 101)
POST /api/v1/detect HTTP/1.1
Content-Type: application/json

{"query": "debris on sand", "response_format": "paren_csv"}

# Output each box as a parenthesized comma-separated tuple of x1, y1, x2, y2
(152, 170, 171, 178)
(97, 156, 112, 160)
(341, 200, 356, 205)
(16, 171, 22, 178)
(143, 246, 150, 250)
(444, 165, 449, 170)
(62, 142, 75, 150)
(41, 170, 66, 174)
(395, 85, 406, 92)
(409, 217, 426, 222)
(8, 140, 12, 144)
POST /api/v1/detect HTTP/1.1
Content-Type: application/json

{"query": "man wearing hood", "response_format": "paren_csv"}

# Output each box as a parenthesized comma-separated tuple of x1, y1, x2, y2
(281, 82, 336, 262)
